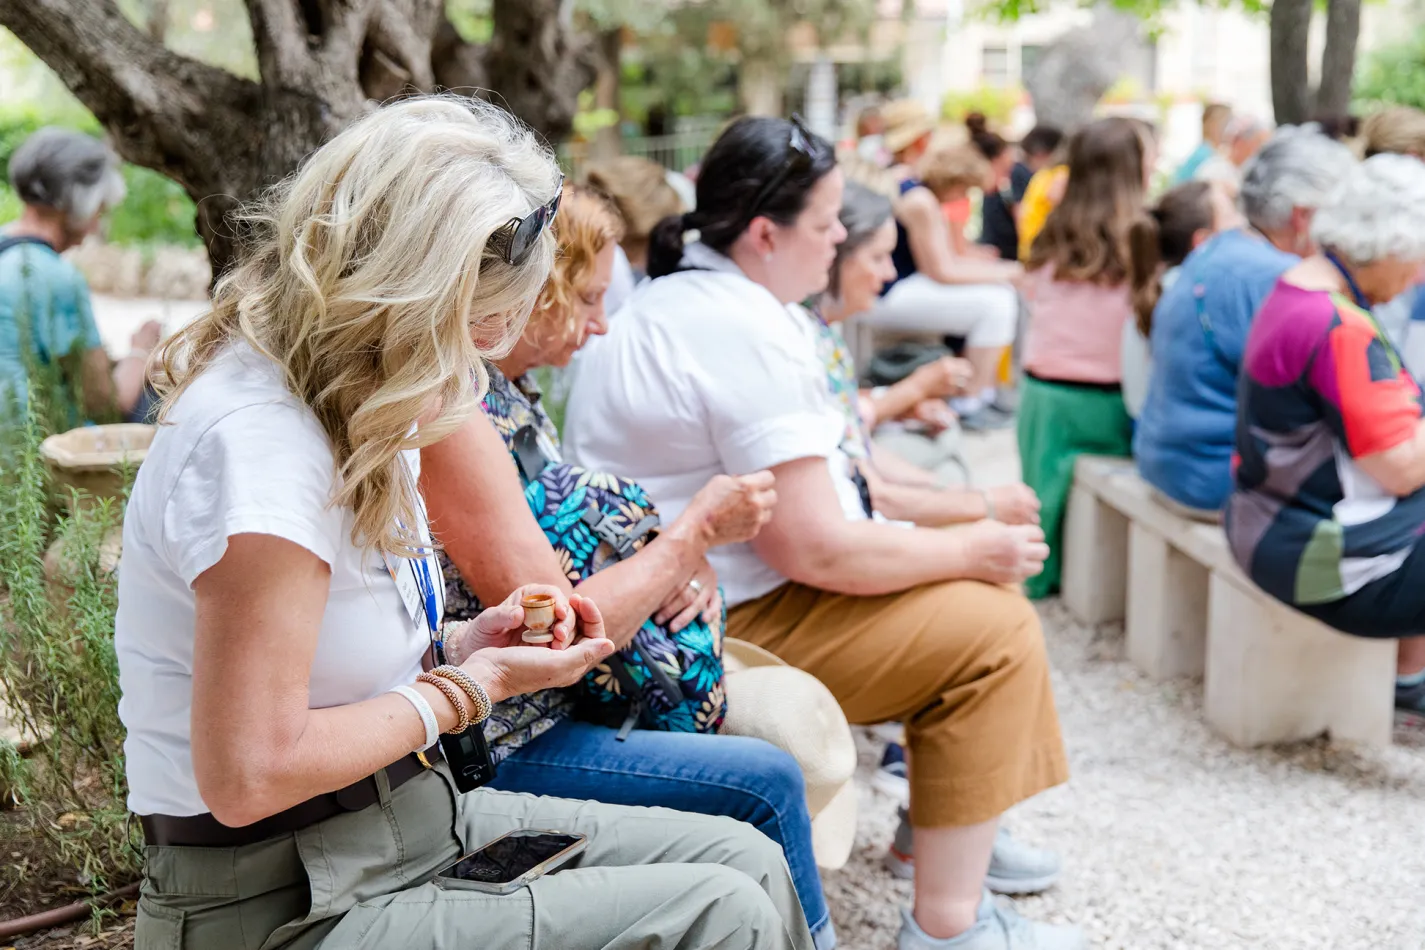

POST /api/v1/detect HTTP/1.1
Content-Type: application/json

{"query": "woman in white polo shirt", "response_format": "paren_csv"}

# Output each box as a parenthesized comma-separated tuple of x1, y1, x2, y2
(566, 117, 1081, 950)
(116, 97, 812, 950)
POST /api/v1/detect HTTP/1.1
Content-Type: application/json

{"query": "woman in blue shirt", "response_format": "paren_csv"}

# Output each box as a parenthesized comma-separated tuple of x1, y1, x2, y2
(1134, 126, 1355, 515)
(0, 128, 158, 427)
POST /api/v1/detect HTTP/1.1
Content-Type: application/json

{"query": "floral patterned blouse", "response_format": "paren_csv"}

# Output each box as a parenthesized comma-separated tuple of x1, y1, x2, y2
(440, 366, 575, 763)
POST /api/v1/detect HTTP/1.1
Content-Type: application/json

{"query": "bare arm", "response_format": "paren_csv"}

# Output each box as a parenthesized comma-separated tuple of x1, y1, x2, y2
(191, 533, 612, 828)
(750, 456, 1046, 596)
(869, 445, 939, 487)
(190, 535, 491, 826)
(1355, 421, 1425, 497)
(421, 412, 707, 649)
(898, 188, 1023, 287)
(864, 357, 973, 427)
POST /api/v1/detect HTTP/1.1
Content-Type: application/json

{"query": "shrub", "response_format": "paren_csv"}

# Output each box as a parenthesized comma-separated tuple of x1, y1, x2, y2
(942, 86, 1021, 127)
(1354, 29, 1425, 113)
(0, 402, 135, 896)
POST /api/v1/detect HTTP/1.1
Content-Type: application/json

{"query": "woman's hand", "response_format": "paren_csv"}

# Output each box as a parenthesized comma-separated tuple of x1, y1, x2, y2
(680, 471, 778, 548)
(956, 521, 1049, 585)
(984, 483, 1042, 526)
(446, 583, 592, 664)
(462, 595, 615, 704)
(908, 356, 974, 400)
(652, 558, 722, 633)
(906, 397, 956, 434)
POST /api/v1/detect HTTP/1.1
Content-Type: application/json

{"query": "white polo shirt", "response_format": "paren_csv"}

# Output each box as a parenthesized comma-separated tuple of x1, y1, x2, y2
(115, 343, 430, 817)
(564, 243, 859, 607)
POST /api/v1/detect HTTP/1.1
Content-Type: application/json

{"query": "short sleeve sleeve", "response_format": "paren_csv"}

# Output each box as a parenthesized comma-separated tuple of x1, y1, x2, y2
(701, 307, 843, 476)
(162, 404, 345, 586)
(1314, 311, 1423, 459)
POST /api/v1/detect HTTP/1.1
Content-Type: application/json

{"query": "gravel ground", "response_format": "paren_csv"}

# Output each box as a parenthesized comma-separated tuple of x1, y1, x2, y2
(825, 599, 1425, 950)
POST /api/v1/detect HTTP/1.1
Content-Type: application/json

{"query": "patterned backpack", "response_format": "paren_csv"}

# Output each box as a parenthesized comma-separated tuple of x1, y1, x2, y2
(484, 372, 727, 736)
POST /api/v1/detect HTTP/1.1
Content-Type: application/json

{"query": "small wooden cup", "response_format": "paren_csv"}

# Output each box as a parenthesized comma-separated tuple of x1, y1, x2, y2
(521, 593, 557, 644)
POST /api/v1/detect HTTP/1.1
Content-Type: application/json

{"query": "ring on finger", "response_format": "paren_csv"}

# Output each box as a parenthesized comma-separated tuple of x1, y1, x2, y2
(687, 578, 704, 595)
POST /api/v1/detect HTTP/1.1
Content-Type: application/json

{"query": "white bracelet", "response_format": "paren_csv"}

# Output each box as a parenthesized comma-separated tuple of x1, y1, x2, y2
(390, 684, 439, 751)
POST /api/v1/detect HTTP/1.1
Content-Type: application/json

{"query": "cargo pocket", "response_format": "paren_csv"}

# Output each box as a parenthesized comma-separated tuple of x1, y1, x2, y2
(135, 897, 185, 950)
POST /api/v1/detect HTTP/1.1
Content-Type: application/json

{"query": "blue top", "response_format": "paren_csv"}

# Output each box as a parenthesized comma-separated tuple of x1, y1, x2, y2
(1172, 142, 1217, 185)
(887, 178, 923, 290)
(0, 238, 102, 423)
(1134, 228, 1297, 510)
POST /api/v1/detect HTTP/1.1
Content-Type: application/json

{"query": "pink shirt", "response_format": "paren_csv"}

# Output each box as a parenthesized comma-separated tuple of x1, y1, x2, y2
(1022, 267, 1133, 384)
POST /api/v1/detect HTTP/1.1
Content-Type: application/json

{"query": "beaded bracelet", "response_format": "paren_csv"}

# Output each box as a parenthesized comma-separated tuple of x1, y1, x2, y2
(416, 671, 472, 734)
(429, 665, 493, 724)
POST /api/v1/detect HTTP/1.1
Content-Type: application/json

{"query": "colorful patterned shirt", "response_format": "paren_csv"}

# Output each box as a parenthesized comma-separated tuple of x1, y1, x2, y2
(440, 365, 575, 762)
(1226, 281, 1425, 607)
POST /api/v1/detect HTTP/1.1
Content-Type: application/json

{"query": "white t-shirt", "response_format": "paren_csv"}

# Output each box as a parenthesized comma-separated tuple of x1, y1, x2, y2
(564, 244, 853, 607)
(115, 344, 432, 816)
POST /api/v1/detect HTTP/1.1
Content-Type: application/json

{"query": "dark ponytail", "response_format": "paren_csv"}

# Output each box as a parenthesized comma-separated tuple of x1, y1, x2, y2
(647, 211, 696, 280)
(1130, 180, 1216, 337)
(1128, 212, 1163, 337)
(646, 116, 837, 280)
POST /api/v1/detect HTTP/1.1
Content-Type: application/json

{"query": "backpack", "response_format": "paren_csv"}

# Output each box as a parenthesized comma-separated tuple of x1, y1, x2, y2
(488, 382, 728, 738)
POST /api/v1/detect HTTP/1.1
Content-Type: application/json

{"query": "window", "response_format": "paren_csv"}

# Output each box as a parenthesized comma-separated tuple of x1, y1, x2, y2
(982, 44, 1010, 88)
(1021, 44, 1043, 83)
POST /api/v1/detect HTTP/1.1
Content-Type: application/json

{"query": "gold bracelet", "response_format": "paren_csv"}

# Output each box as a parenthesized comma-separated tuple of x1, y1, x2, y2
(416, 671, 471, 734)
(430, 664, 493, 724)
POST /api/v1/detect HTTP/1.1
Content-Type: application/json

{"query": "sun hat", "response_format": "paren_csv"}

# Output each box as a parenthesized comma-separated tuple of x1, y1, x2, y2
(881, 100, 937, 157)
(721, 638, 858, 870)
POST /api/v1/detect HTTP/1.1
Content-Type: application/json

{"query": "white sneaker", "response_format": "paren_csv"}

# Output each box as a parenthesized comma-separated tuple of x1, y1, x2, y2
(897, 896, 1085, 950)
(885, 810, 1062, 896)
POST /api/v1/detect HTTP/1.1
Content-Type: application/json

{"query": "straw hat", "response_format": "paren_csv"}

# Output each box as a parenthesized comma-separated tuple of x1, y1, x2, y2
(721, 639, 858, 870)
(881, 100, 937, 156)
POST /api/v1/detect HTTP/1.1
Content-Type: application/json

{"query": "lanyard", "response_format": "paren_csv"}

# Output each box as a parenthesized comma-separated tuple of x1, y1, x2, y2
(1324, 250, 1370, 310)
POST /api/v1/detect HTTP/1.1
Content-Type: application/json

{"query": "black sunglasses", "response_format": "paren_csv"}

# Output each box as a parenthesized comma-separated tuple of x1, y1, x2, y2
(743, 115, 816, 229)
(489, 178, 564, 266)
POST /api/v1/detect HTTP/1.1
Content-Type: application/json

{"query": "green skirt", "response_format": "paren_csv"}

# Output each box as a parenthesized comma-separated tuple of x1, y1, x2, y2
(1016, 375, 1132, 599)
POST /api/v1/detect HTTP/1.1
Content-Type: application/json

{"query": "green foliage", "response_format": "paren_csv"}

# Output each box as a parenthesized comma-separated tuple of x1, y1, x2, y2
(974, 0, 1268, 28)
(942, 86, 1021, 125)
(0, 403, 135, 896)
(0, 103, 199, 248)
(1354, 28, 1425, 113)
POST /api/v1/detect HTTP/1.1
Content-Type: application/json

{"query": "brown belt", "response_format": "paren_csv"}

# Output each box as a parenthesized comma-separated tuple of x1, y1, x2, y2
(140, 747, 442, 848)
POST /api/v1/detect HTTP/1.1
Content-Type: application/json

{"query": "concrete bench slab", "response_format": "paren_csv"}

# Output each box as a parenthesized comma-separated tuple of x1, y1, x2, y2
(1065, 455, 1397, 748)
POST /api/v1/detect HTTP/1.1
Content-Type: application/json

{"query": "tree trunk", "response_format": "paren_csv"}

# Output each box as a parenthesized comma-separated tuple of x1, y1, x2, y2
(591, 27, 623, 162)
(0, 0, 595, 282)
(1269, 0, 1314, 125)
(1317, 0, 1362, 118)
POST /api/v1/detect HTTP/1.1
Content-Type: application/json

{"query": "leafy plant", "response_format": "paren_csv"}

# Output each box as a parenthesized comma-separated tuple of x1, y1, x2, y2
(941, 86, 1022, 126)
(1354, 28, 1425, 113)
(0, 402, 135, 896)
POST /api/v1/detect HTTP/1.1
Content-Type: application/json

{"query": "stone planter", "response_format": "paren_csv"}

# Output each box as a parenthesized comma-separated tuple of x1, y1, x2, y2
(39, 424, 155, 510)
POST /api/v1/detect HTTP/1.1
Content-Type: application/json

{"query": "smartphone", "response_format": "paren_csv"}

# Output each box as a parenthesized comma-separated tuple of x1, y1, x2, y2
(433, 830, 588, 895)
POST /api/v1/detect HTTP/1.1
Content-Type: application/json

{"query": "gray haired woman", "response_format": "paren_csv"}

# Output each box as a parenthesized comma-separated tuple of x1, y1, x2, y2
(0, 127, 158, 425)
(1225, 153, 1425, 717)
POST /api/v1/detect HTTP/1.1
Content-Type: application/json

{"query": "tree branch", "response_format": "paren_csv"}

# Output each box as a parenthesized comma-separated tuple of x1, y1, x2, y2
(0, 0, 265, 188)
(241, 0, 313, 89)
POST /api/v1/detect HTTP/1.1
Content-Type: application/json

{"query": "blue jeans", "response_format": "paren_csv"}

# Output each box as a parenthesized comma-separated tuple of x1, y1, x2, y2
(488, 718, 834, 950)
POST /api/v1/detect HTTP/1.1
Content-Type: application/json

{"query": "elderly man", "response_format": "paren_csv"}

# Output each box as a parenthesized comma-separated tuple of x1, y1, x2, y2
(1194, 116, 1272, 195)
(1134, 125, 1356, 518)
(0, 127, 158, 427)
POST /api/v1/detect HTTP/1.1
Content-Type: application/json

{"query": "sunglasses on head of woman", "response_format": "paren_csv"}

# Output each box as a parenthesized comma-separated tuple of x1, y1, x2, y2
(742, 115, 816, 228)
(489, 178, 564, 267)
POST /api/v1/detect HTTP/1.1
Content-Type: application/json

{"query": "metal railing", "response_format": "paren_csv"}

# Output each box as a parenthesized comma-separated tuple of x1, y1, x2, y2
(559, 117, 723, 178)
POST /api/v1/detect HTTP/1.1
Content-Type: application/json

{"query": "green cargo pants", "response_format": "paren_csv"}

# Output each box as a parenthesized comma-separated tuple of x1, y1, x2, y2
(135, 764, 813, 950)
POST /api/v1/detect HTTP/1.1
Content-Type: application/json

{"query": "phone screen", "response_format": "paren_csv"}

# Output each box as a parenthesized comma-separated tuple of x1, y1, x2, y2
(442, 832, 583, 885)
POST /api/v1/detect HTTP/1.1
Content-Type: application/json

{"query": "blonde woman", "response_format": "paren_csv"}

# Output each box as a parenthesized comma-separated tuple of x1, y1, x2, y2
(115, 98, 812, 950)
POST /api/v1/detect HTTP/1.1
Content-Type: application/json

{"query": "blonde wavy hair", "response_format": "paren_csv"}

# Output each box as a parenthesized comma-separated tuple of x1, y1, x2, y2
(523, 186, 624, 350)
(152, 96, 561, 558)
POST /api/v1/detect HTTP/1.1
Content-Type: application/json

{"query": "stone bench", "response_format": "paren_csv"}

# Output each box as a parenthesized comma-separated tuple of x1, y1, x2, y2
(1062, 455, 1397, 748)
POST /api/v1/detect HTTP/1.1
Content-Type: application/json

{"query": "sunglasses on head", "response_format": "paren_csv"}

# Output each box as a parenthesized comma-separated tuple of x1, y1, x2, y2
(489, 177, 565, 267)
(743, 115, 817, 228)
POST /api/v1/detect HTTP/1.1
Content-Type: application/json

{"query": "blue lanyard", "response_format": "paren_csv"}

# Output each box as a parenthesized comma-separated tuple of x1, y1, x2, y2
(1324, 250, 1370, 310)
(410, 550, 445, 663)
